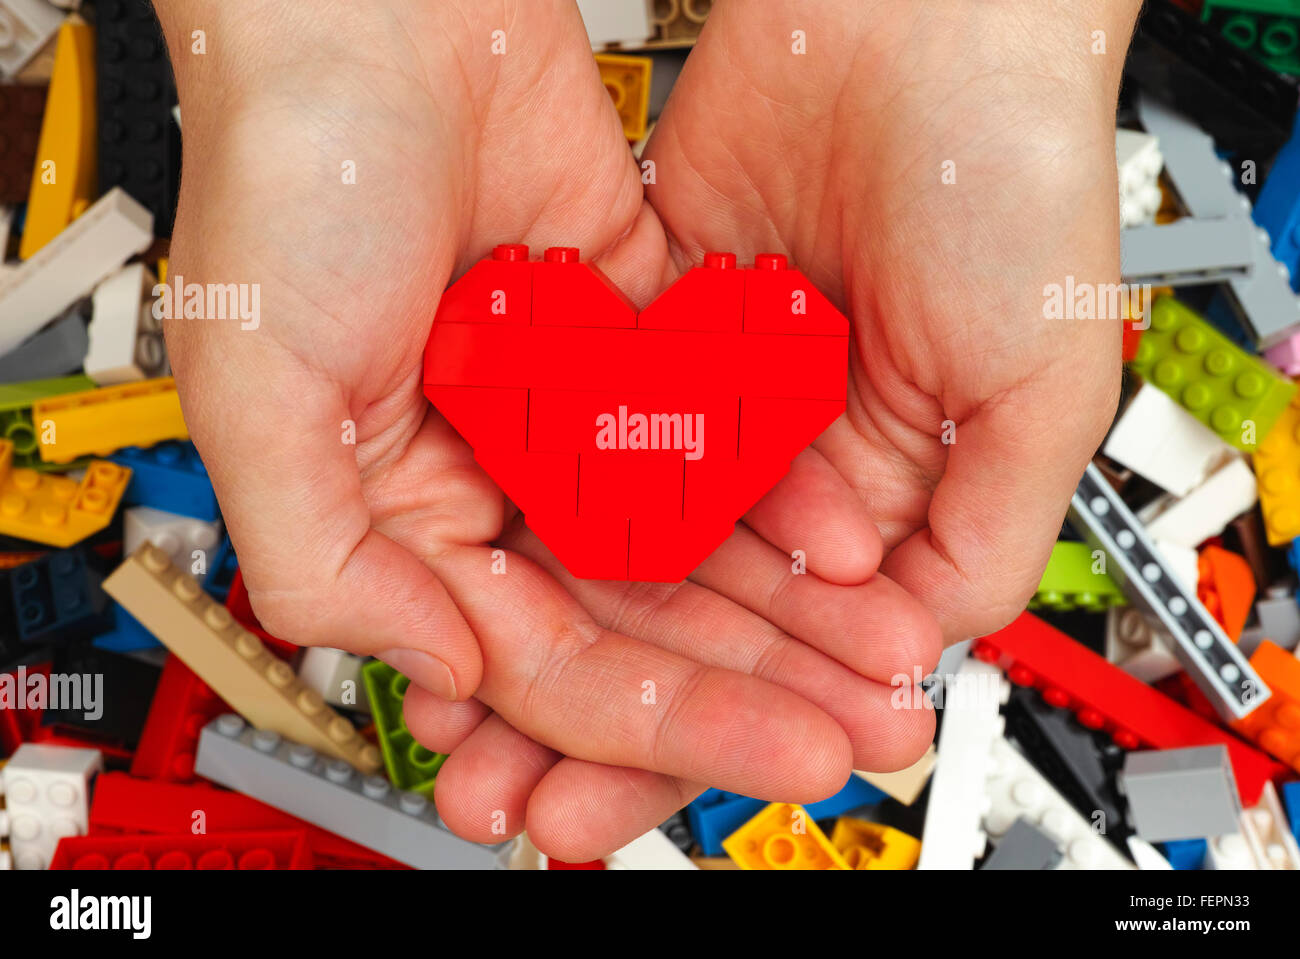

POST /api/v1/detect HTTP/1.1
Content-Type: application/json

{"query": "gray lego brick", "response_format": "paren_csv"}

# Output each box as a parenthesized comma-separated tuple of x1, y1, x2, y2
(1068, 463, 1266, 722)
(1255, 594, 1300, 652)
(1120, 217, 1255, 286)
(980, 817, 1062, 870)
(195, 714, 507, 870)
(1119, 745, 1241, 842)
(0, 307, 88, 383)
(1226, 227, 1300, 348)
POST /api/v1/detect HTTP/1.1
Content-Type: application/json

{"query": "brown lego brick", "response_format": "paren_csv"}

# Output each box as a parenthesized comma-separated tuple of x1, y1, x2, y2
(0, 83, 46, 203)
(102, 543, 382, 775)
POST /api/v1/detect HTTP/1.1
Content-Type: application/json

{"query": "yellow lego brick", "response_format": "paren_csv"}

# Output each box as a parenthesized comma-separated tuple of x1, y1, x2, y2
(102, 543, 383, 775)
(0, 438, 129, 547)
(595, 53, 652, 141)
(829, 817, 921, 870)
(32, 377, 187, 464)
(20, 17, 96, 260)
(1254, 388, 1300, 546)
(722, 802, 849, 870)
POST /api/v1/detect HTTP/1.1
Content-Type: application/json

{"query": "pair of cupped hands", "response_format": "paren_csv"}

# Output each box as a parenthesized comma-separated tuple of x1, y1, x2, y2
(155, 0, 1127, 859)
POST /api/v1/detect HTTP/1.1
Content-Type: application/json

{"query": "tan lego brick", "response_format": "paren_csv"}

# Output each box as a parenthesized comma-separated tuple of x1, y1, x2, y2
(102, 543, 381, 774)
(853, 744, 936, 806)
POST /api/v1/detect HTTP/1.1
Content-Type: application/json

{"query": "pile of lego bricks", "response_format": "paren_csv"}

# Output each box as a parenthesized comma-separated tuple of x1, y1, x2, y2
(7, 0, 1300, 872)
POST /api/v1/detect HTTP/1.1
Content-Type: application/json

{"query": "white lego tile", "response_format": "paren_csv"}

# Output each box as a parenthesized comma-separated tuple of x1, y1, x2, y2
(297, 646, 371, 713)
(2, 744, 101, 870)
(1117, 128, 1162, 229)
(123, 505, 223, 572)
(982, 737, 1133, 870)
(0, 0, 64, 79)
(604, 825, 697, 870)
(0, 187, 153, 356)
(1103, 384, 1235, 496)
(917, 658, 1006, 870)
(1141, 457, 1259, 548)
(576, 0, 652, 48)
(85, 261, 167, 384)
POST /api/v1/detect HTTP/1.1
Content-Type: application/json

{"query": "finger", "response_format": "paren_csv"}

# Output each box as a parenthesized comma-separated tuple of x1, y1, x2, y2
(526, 761, 705, 864)
(743, 445, 883, 584)
(879, 362, 1120, 642)
(403, 683, 492, 754)
(433, 714, 561, 844)
(505, 524, 936, 772)
(426, 543, 853, 799)
(691, 523, 941, 680)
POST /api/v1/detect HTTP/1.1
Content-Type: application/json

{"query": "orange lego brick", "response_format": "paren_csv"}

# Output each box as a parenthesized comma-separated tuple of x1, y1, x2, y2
(0, 439, 130, 547)
(32, 377, 187, 463)
(722, 802, 850, 870)
(1254, 388, 1300, 546)
(595, 53, 651, 141)
(829, 817, 921, 870)
(1233, 640, 1300, 773)
(1196, 545, 1255, 640)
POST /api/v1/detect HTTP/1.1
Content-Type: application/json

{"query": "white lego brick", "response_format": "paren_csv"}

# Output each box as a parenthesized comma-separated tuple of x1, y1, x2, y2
(297, 647, 370, 714)
(2, 744, 101, 870)
(507, 833, 545, 870)
(576, 0, 651, 48)
(0, 0, 64, 79)
(85, 262, 167, 384)
(604, 825, 697, 870)
(1127, 836, 1173, 870)
(1155, 538, 1200, 595)
(982, 737, 1133, 870)
(1206, 830, 1260, 870)
(1103, 384, 1235, 496)
(123, 505, 223, 572)
(1238, 781, 1300, 870)
(1117, 128, 1162, 228)
(917, 658, 1007, 870)
(1140, 457, 1259, 549)
(1105, 606, 1181, 683)
(0, 187, 153, 356)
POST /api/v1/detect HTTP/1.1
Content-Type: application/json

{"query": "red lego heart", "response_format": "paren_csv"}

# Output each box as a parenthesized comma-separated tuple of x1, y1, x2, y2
(423, 245, 849, 581)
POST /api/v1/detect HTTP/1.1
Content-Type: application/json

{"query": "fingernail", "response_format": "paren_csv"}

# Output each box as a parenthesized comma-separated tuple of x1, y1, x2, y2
(378, 648, 458, 700)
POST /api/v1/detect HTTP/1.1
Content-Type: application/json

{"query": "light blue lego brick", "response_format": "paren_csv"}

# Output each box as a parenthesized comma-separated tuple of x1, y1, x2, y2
(109, 441, 220, 520)
(92, 604, 161, 653)
(1159, 837, 1207, 870)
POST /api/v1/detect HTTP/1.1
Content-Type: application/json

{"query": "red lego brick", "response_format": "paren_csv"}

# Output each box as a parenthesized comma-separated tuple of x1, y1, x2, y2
(638, 252, 744, 332)
(225, 567, 300, 661)
(1233, 641, 1300, 773)
(423, 248, 849, 581)
(1122, 321, 1143, 363)
(51, 830, 314, 869)
(1196, 545, 1255, 641)
(89, 772, 407, 869)
(973, 612, 1282, 803)
(130, 654, 229, 781)
(742, 253, 849, 336)
(578, 451, 684, 520)
(547, 857, 607, 869)
(435, 243, 533, 325)
(425, 386, 528, 452)
(532, 246, 637, 328)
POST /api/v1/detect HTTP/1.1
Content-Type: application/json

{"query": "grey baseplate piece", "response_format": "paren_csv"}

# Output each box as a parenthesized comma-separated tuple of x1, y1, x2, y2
(1068, 463, 1267, 722)
(1120, 217, 1254, 286)
(196, 714, 508, 870)
(980, 818, 1062, 870)
(1119, 745, 1241, 843)
(1136, 93, 1300, 346)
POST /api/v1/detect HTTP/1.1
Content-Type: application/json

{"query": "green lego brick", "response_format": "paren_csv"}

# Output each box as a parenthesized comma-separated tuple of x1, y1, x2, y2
(1030, 540, 1127, 612)
(361, 660, 447, 795)
(0, 377, 97, 472)
(1129, 297, 1297, 451)
(1203, 0, 1300, 74)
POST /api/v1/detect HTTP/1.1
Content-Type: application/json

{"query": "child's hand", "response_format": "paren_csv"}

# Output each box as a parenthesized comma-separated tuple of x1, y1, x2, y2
(156, 0, 940, 860)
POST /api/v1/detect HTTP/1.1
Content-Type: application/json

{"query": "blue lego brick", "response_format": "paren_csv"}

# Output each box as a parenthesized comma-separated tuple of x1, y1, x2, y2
(1256, 113, 1300, 294)
(1159, 838, 1207, 870)
(109, 442, 220, 520)
(1283, 781, 1300, 847)
(11, 549, 111, 646)
(202, 536, 238, 601)
(686, 789, 765, 856)
(687, 776, 888, 856)
(92, 604, 161, 653)
(1288, 537, 1300, 576)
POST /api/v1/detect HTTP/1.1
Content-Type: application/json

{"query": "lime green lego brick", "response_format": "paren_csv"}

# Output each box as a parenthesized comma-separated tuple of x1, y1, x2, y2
(1129, 297, 1297, 452)
(1031, 541, 1127, 612)
(361, 660, 447, 795)
(1203, 0, 1300, 74)
(0, 376, 96, 412)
